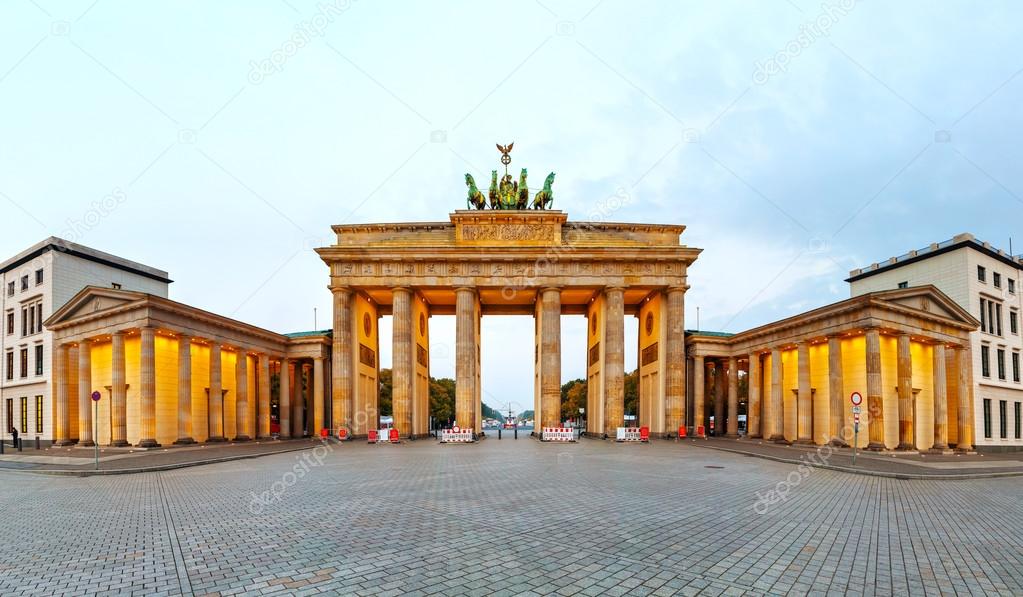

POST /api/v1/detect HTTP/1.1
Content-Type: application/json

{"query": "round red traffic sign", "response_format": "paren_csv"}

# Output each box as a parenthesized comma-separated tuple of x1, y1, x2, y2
(91, 391, 101, 402)
(452, 425, 460, 433)
(850, 392, 862, 406)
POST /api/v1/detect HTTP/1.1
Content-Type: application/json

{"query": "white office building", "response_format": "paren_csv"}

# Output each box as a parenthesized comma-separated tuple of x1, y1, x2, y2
(848, 233, 1023, 451)
(0, 238, 170, 446)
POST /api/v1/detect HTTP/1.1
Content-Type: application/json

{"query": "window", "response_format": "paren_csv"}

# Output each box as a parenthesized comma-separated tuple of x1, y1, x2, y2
(1000, 400, 1008, 439)
(28, 305, 35, 335)
(898, 281, 909, 289)
(997, 349, 1006, 380)
(978, 265, 987, 282)
(20, 275, 27, 291)
(34, 345, 43, 376)
(4, 352, 12, 381)
(980, 298, 987, 332)
(1010, 279, 1017, 294)
(1016, 402, 1022, 439)
(19, 348, 28, 378)
(5, 281, 12, 296)
(1014, 352, 1020, 383)
(34, 269, 43, 285)
(19, 397, 27, 434)
(997, 303, 1003, 336)
(4, 399, 11, 433)
(5, 312, 12, 335)
(994, 272, 1002, 288)
(1013, 311, 1019, 335)
(36, 304, 42, 333)
(21, 308, 27, 337)
(984, 399, 992, 438)
(34, 396, 43, 434)
(981, 345, 991, 377)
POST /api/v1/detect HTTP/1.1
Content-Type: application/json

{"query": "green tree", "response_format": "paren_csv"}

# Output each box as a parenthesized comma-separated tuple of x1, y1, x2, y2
(624, 369, 639, 417)
(560, 378, 587, 420)
(378, 368, 392, 416)
(429, 377, 456, 425)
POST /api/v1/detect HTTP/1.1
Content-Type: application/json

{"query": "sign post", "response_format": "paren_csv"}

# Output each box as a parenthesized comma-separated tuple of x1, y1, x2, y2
(850, 392, 863, 466)
(91, 391, 101, 470)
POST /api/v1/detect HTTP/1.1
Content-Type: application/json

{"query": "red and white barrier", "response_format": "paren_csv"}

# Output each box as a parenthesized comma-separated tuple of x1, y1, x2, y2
(616, 426, 650, 442)
(440, 427, 475, 443)
(542, 427, 576, 442)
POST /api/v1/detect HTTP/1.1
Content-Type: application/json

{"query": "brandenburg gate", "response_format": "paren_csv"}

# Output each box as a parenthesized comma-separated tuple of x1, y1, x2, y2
(316, 209, 701, 439)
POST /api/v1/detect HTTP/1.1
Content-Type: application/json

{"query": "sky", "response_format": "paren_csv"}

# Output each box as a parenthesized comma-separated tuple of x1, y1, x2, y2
(2, 1, 1021, 414)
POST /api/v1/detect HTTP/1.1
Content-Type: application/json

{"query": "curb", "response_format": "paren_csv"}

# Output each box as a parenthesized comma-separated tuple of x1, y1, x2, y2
(12, 444, 319, 477)
(695, 442, 1023, 480)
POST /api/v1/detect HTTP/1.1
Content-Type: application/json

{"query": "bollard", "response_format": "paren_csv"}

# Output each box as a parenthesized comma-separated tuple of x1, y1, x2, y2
(35, 436, 40, 450)
(514, 427, 518, 440)
(0, 439, 4, 454)
(18, 438, 23, 452)
(498, 428, 501, 440)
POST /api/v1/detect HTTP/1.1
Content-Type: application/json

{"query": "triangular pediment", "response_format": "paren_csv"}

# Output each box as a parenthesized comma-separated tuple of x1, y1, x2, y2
(45, 286, 148, 327)
(872, 285, 978, 327)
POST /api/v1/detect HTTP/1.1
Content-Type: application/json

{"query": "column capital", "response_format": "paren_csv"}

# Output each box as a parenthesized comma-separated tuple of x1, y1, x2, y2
(666, 285, 689, 294)
(603, 285, 627, 293)
(329, 285, 353, 294)
(391, 286, 413, 295)
(539, 285, 563, 294)
(454, 286, 477, 294)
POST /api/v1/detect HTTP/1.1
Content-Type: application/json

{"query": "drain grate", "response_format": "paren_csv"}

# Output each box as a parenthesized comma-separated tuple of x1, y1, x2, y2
(704, 465, 725, 469)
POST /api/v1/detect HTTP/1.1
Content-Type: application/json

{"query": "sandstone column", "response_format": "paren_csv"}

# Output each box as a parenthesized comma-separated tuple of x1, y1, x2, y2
(714, 361, 726, 436)
(331, 287, 353, 433)
(748, 352, 761, 438)
(693, 355, 705, 436)
(932, 343, 949, 451)
(292, 362, 304, 437)
(956, 346, 973, 451)
(138, 327, 159, 448)
(726, 356, 739, 437)
(664, 286, 686, 436)
(866, 328, 885, 450)
(769, 348, 784, 441)
(279, 357, 291, 439)
(258, 354, 271, 438)
(896, 333, 914, 450)
(111, 332, 129, 446)
(234, 351, 250, 441)
(455, 287, 479, 430)
(208, 341, 224, 441)
(828, 335, 845, 446)
(173, 335, 194, 445)
(602, 287, 623, 436)
(391, 287, 414, 437)
(796, 341, 812, 444)
(53, 343, 72, 445)
(78, 339, 94, 447)
(313, 357, 325, 435)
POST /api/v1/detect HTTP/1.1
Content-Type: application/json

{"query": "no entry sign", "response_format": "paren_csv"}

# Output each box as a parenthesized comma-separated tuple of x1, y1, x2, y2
(850, 391, 862, 406)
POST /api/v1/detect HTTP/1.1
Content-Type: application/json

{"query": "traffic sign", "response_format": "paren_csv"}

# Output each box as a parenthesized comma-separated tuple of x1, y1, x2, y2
(852, 405, 862, 415)
(853, 414, 860, 423)
(91, 391, 101, 402)
(850, 391, 862, 406)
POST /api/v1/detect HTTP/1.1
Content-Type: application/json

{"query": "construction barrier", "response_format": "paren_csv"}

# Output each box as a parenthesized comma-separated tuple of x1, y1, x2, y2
(440, 427, 475, 443)
(320, 428, 329, 439)
(388, 428, 400, 443)
(677, 426, 686, 439)
(367, 430, 379, 444)
(615, 427, 649, 442)
(696, 424, 706, 438)
(541, 427, 576, 442)
(337, 428, 349, 441)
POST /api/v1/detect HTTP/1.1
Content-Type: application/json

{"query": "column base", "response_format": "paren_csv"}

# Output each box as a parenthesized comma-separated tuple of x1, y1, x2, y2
(54, 439, 77, 447)
(256, 435, 272, 440)
(896, 443, 918, 452)
(829, 439, 849, 448)
(110, 440, 130, 447)
(137, 439, 160, 448)
(279, 434, 292, 440)
(928, 446, 954, 455)
(207, 436, 227, 443)
(748, 434, 763, 440)
(78, 440, 95, 447)
(232, 435, 251, 442)
(793, 438, 814, 445)
(865, 442, 887, 451)
(173, 437, 196, 445)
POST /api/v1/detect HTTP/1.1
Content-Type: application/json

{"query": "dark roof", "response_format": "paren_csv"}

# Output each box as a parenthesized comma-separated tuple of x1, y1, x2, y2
(284, 330, 333, 338)
(0, 237, 172, 283)
(685, 330, 734, 338)
(847, 233, 1023, 283)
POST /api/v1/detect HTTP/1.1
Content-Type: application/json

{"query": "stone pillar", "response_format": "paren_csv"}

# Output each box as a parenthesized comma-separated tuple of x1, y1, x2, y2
(138, 327, 159, 448)
(234, 351, 250, 441)
(313, 357, 325, 435)
(932, 343, 949, 451)
(664, 286, 686, 436)
(796, 341, 812, 444)
(208, 341, 224, 441)
(292, 362, 304, 437)
(78, 340, 94, 447)
(896, 333, 915, 450)
(956, 347, 973, 451)
(748, 352, 761, 438)
(332, 287, 353, 433)
(769, 348, 784, 441)
(53, 343, 72, 445)
(258, 354, 271, 438)
(173, 334, 194, 444)
(693, 355, 705, 436)
(866, 328, 885, 450)
(711, 360, 724, 436)
(726, 357, 739, 437)
(279, 358, 291, 439)
(455, 287, 479, 430)
(391, 287, 414, 437)
(111, 332, 129, 446)
(827, 335, 845, 446)
(602, 287, 623, 436)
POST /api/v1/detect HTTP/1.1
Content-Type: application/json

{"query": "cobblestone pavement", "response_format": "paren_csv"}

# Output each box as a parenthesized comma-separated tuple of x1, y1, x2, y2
(1, 438, 1021, 596)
